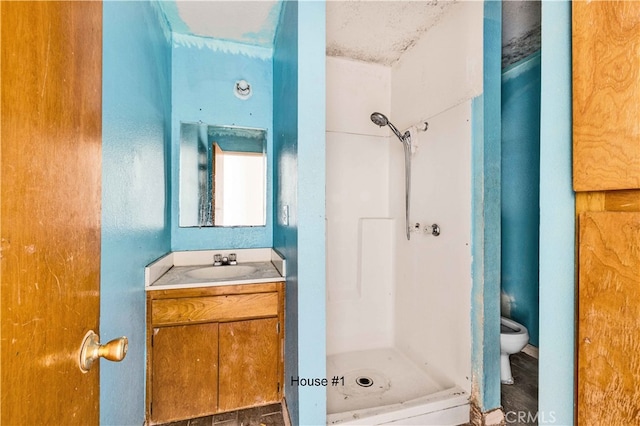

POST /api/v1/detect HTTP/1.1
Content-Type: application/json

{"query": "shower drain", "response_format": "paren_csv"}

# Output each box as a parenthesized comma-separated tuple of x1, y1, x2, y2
(334, 370, 389, 397)
(355, 376, 374, 388)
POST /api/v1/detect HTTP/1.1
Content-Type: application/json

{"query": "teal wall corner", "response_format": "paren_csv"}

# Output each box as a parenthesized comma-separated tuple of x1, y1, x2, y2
(539, 2, 575, 424)
(471, 0, 502, 413)
(501, 52, 541, 347)
(274, 1, 327, 423)
(273, 0, 300, 423)
(101, 1, 172, 424)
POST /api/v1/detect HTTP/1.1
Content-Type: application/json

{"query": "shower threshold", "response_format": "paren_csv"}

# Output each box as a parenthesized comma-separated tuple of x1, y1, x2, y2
(326, 347, 469, 425)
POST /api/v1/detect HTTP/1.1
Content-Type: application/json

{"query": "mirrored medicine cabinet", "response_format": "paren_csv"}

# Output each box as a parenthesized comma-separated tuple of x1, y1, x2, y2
(179, 122, 267, 228)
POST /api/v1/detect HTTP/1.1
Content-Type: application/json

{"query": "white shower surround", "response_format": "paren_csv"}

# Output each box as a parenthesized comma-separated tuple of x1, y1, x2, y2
(326, 2, 483, 424)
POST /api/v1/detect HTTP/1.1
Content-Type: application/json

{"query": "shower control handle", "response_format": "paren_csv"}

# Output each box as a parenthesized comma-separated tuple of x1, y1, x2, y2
(419, 223, 440, 236)
(412, 223, 441, 236)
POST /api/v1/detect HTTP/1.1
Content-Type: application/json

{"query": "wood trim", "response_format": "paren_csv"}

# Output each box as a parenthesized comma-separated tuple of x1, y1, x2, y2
(575, 192, 605, 216)
(0, 2, 4, 411)
(576, 190, 640, 216)
(604, 190, 640, 212)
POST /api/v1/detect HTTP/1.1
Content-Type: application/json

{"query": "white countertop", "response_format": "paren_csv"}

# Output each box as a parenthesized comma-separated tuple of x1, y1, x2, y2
(145, 248, 286, 291)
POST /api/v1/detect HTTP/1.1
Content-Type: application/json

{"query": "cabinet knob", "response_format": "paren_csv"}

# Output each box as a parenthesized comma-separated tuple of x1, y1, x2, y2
(78, 330, 128, 372)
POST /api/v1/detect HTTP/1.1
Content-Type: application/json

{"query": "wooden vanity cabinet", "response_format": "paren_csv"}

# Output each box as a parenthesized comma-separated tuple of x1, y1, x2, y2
(146, 282, 285, 425)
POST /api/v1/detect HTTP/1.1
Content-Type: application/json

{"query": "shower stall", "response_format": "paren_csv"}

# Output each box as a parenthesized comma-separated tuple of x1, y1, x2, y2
(325, 3, 483, 424)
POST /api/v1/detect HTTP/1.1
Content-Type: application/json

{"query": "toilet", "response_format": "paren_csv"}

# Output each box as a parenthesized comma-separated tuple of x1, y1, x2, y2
(500, 316, 529, 384)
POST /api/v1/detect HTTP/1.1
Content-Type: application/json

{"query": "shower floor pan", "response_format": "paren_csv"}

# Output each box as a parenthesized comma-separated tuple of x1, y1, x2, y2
(327, 347, 469, 425)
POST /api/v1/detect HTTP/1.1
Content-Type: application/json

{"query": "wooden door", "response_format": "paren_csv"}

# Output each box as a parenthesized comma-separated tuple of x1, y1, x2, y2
(151, 324, 219, 424)
(577, 212, 640, 425)
(573, 1, 640, 424)
(1, 2, 102, 424)
(218, 318, 280, 411)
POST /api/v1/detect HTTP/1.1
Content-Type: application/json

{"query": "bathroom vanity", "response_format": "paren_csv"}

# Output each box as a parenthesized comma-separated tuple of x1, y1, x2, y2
(144, 249, 285, 425)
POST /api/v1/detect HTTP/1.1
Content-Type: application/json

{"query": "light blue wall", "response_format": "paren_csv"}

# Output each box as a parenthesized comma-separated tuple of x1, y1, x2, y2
(471, 0, 502, 413)
(170, 37, 274, 250)
(501, 53, 541, 347)
(539, 2, 575, 424)
(296, 2, 326, 423)
(273, 1, 326, 424)
(102, 2, 172, 425)
(273, 0, 300, 423)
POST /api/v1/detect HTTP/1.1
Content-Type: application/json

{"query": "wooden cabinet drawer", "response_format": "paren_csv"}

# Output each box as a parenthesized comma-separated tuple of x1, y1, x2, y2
(152, 292, 278, 326)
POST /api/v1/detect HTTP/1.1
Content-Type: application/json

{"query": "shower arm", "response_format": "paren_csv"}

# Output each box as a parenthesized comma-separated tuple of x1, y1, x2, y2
(386, 121, 406, 142)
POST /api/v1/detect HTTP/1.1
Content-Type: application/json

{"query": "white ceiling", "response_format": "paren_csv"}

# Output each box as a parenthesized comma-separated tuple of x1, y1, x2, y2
(160, 1, 541, 67)
(160, 0, 454, 66)
(161, 1, 283, 48)
(326, 0, 454, 66)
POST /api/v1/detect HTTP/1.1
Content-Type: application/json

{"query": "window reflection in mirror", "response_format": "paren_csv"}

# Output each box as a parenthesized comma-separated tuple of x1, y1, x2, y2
(179, 122, 266, 227)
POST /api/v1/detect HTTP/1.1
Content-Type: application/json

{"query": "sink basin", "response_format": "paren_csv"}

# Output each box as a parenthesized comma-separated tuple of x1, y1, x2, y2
(185, 265, 258, 280)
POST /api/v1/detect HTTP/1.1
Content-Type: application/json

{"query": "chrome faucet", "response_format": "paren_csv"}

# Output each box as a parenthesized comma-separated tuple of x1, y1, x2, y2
(213, 253, 237, 266)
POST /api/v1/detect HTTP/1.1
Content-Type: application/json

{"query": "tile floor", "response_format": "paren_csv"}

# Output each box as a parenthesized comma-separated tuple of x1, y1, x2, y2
(157, 402, 288, 426)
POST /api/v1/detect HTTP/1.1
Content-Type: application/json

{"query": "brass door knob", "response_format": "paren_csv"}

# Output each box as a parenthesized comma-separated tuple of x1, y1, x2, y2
(79, 330, 128, 373)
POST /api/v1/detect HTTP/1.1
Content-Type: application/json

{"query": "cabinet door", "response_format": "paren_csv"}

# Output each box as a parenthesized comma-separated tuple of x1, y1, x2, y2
(578, 212, 640, 425)
(573, 1, 640, 191)
(218, 318, 280, 411)
(151, 323, 218, 423)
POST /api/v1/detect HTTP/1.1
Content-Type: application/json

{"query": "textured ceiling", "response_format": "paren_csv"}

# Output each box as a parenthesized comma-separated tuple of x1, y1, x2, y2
(326, 0, 454, 66)
(160, 0, 454, 65)
(502, 0, 541, 68)
(160, 1, 540, 67)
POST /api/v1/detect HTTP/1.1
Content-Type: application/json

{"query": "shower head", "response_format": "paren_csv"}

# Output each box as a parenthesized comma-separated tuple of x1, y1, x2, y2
(370, 111, 408, 145)
(370, 112, 389, 127)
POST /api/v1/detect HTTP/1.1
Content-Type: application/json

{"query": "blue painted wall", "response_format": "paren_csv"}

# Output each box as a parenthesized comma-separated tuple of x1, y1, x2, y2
(273, 1, 326, 423)
(273, 1, 299, 423)
(501, 53, 541, 347)
(295, 2, 326, 423)
(170, 37, 274, 250)
(471, 0, 502, 414)
(539, 2, 575, 424)
(102, 1, 172, 424)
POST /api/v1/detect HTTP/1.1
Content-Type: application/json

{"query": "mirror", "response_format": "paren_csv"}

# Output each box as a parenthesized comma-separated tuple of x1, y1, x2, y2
(179, 122, 267, 227)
